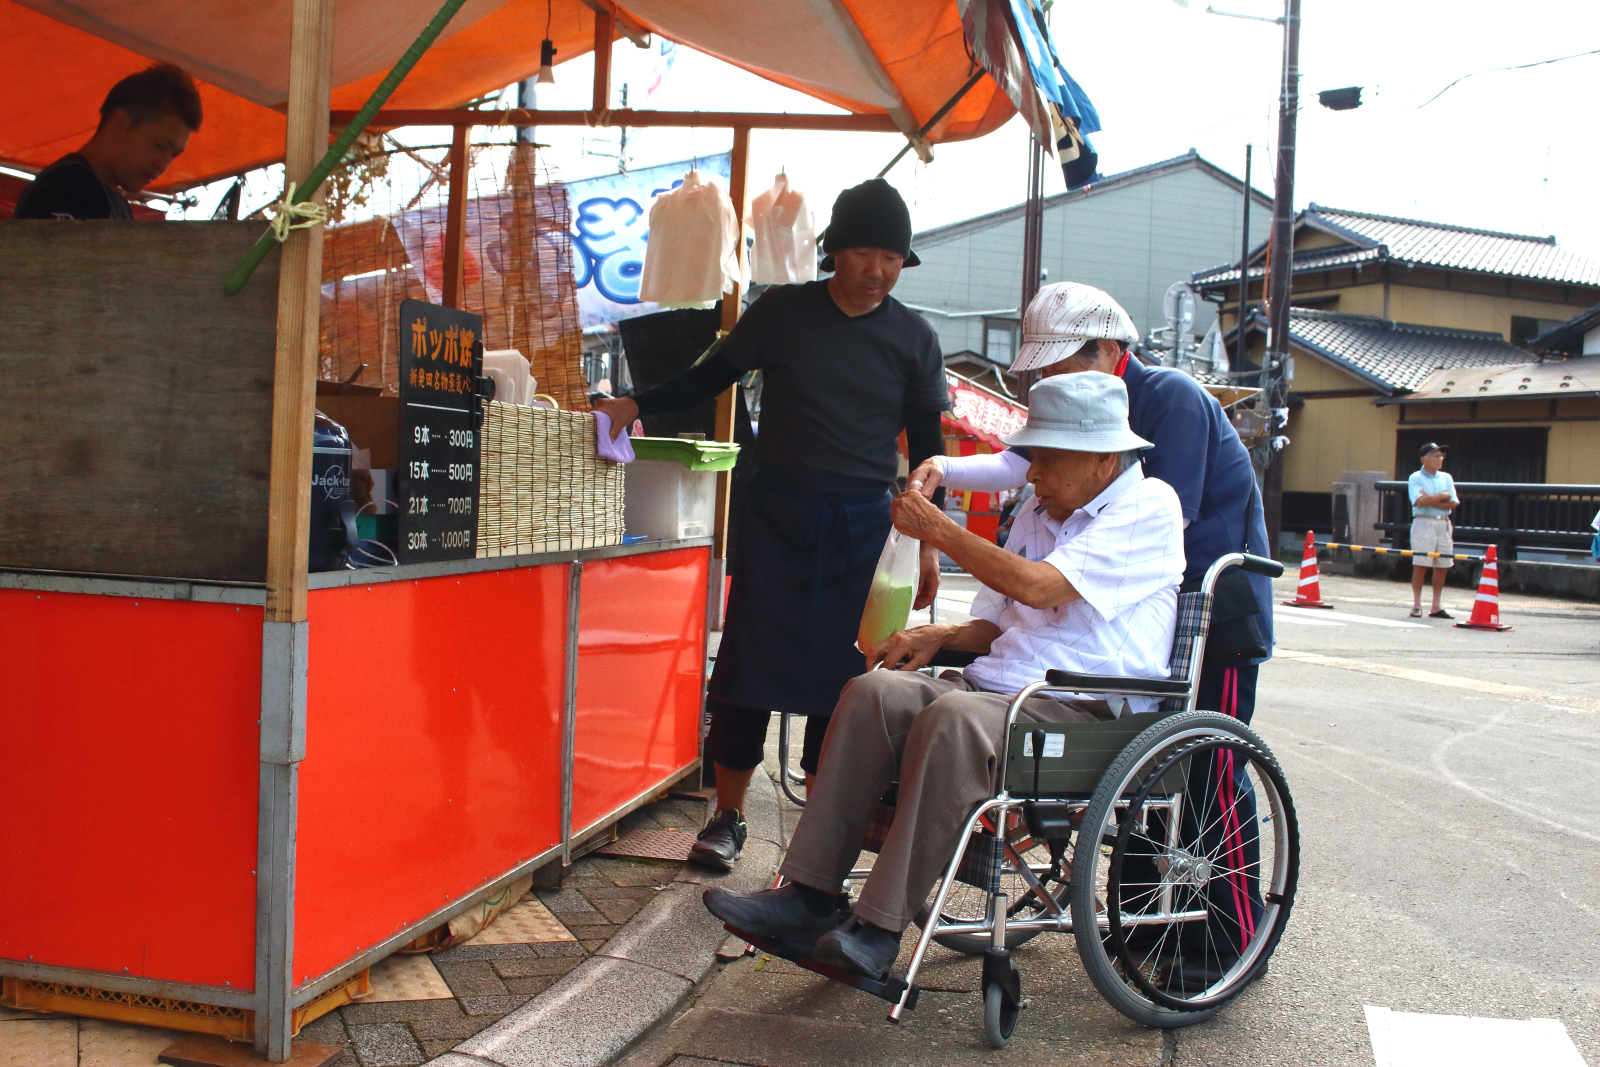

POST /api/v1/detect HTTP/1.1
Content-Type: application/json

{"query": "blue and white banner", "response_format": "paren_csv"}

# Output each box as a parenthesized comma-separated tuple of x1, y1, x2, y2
(564, 153, 733, 328)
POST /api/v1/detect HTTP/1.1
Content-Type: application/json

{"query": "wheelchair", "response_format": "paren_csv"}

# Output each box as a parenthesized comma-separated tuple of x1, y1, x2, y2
(742, 551, 1299, 1048)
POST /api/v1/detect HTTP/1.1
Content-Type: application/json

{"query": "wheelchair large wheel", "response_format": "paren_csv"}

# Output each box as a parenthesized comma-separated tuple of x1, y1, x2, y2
(912, 810, 1065, 953)
(1070, 711, 1299, 1029)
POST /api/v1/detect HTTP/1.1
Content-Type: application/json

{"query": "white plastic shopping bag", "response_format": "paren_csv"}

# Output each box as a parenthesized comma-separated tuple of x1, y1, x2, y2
(858, 528, 921, 655)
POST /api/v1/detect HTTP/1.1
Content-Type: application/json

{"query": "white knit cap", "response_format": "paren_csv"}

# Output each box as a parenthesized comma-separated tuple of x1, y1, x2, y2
(1010, 282, 1139, 373)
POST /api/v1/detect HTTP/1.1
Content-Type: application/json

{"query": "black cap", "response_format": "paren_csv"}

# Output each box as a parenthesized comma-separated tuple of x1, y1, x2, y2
(819, 178, 920, 272)
(1419, 441, 1448, 458)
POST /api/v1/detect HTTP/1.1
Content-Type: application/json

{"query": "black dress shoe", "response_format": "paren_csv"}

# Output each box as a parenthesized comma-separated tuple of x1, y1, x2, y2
(689, 808, 747, 870)
(811, 917, 903, 980)
(703, 884, 841, 956)
(1161, 956, 1267, 995)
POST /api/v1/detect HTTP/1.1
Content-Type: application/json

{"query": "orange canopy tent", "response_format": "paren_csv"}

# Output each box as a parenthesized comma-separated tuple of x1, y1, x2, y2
(1, 0, 1051, 193)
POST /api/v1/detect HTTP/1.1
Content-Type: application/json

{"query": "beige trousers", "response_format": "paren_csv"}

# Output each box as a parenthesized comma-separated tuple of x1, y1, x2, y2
(778, 669, 1114, 931)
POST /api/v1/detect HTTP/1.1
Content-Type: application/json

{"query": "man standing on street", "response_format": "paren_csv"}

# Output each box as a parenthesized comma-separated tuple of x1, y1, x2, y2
(594, 179, 949, 872)
(1408, 442, 1459, 619)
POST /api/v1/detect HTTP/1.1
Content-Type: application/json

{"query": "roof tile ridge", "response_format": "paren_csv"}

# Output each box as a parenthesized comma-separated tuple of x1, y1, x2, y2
(1310, 205, 1558, 245)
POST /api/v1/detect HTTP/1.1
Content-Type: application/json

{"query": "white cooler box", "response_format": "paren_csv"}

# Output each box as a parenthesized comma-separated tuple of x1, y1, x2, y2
(624, 459, 717, 540)
(623, 437, 740, 541)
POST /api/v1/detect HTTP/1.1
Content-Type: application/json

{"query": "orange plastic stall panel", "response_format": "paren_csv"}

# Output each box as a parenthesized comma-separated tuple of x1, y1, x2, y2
(572, 549, 708, 835)
(0, 590, 261, 989)
(295, 565, 566, 984)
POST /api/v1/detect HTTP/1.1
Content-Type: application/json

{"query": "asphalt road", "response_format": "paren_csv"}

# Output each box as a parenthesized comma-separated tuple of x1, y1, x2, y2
(620, 571, 1600, 1067)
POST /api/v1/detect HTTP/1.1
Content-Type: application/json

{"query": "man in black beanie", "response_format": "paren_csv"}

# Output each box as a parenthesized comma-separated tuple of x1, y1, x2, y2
(595, 178, 948, 870)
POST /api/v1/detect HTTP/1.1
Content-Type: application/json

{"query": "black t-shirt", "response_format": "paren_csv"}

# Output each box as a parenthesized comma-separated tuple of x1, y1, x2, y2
(13, 154, 133, 220)
(719, 281, 948, 483)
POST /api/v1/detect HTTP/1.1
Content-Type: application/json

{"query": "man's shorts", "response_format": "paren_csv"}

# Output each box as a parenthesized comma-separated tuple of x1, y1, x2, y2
(1410, 516, 1454, 568)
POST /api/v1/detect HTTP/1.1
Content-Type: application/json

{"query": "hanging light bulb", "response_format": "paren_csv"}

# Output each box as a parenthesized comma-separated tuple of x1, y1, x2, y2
(537, 38, 557, 84)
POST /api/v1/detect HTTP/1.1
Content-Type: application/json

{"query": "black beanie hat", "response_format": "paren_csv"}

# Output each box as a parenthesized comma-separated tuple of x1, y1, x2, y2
(819, 178, 920, 272)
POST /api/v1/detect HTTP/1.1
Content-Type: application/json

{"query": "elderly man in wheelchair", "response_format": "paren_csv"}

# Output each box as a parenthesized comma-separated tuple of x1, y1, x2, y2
(703, 371, 1297, 1047)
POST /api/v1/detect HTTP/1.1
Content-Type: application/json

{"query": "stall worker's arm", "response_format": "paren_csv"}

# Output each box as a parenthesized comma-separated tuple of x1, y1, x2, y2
(890, 490, 1077, 611)
(903, 405, 948, 610)
(870, 617, 1002, 672)
(590, 350, 742, 440)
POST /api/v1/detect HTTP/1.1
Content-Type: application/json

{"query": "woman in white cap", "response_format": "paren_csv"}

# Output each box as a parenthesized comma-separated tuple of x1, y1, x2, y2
(910, 281, 1273, 992)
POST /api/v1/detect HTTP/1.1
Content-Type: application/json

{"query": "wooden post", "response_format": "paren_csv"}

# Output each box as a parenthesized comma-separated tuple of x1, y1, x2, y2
(712, 126, 751, 567)
(441, 124, 469, 309)
(263, 0, 334, 624)
(258, 1, 332, 1060)
(592, 5, 614, 113)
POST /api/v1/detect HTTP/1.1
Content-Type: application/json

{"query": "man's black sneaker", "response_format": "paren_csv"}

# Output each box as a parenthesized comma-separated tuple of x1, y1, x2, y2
(703, 884, 841, 957)
(689, 808, 747, 870)
(811, 917, 903, 980)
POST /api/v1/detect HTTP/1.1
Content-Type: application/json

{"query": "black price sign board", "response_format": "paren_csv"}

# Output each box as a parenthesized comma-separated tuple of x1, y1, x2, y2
(398, 299, 483, 563)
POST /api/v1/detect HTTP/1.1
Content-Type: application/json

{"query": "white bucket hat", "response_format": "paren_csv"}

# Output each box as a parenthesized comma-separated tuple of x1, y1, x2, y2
(1001, 372, 1154, 453)
(1010, 281, 1139, 373)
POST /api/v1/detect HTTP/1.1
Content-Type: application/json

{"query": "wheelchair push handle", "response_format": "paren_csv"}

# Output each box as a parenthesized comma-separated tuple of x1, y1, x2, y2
(1240, 553, 1284, 578)
(1200, 551, 1283, 594)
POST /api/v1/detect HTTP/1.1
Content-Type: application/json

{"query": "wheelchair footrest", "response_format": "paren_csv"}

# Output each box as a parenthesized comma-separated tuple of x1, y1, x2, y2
(729, 925, 919, 1012)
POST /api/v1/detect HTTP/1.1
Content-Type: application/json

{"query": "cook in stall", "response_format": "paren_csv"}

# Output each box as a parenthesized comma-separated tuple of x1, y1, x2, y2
(595, 179, 950, 872)
(14, 62, 201, 221)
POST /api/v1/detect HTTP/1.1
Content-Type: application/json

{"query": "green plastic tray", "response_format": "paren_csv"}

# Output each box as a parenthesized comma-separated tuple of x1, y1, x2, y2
(629, 437, 741, 472)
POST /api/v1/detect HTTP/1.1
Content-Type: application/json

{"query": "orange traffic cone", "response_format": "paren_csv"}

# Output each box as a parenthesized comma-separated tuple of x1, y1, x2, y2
(1281, 530, 1334, 609)
(1455, 545, 1514, 632)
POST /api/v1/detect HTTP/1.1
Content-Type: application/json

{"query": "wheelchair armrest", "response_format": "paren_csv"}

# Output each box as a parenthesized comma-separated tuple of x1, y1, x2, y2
(1043, 670, 1192, 697)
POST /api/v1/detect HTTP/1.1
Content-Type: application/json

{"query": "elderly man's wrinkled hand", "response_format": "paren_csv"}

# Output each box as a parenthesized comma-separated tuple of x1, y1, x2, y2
(907, 457, 945, 500)
(869, 623, 949, 672)
(891, 490, 950, 545)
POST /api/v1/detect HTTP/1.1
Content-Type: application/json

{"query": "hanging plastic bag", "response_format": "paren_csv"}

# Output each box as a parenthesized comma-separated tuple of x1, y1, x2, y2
(858, 528, 921, 656)
(750, 173, 817, 285)
(638, 170, 738, 308)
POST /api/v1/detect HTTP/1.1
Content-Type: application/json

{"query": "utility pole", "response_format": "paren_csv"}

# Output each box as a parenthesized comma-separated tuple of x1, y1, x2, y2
(1236, 143, 1252, 367)
(1261, 0, 1301, 551)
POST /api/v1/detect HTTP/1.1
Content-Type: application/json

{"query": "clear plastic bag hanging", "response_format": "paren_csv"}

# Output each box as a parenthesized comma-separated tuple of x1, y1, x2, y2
(749, 173, 816, 285)
(638, 169, 739, 309)
(858, 528, 921, 656)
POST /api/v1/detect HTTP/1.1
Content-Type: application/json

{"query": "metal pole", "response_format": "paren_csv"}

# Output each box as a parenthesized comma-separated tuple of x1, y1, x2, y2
(1261, 0, 1301, 551)
(1020, 134, 1046, 316)
(1237, 143, 1252, 365)
(517, 78, 537, 144)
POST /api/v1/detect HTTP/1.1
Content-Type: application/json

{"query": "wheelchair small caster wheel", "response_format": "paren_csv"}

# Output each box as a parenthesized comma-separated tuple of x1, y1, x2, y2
(983, 982, 1019, 1047)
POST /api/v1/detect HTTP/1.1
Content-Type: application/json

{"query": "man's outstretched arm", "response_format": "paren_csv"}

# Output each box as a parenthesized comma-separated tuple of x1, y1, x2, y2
(889, 490, 1077, 611)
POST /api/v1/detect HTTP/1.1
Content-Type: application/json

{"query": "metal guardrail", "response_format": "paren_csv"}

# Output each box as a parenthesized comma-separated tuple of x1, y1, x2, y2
(1376, 481, 1600, 558)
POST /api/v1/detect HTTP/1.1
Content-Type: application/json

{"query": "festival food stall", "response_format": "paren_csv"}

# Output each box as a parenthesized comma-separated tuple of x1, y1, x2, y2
(0, 1, 1088, 1061)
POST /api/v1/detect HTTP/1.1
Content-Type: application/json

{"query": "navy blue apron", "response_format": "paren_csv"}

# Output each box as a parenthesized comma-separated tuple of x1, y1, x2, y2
(708, 464, 893, 716)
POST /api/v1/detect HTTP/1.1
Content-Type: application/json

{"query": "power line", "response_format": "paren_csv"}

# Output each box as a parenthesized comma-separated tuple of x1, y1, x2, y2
(1413, 47, 1600, 109)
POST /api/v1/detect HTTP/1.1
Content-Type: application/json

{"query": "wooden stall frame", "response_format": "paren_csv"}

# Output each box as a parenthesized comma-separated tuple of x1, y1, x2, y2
(57, 12, 956, 1060)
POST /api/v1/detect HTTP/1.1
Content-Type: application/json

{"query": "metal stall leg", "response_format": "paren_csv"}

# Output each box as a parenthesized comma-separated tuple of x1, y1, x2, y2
(256, 621, 308, 1061)
(777, 712, 807, 807)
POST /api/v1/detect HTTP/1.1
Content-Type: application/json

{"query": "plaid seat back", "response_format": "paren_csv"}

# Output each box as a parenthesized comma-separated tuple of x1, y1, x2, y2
(1159, 590, 1212, 711)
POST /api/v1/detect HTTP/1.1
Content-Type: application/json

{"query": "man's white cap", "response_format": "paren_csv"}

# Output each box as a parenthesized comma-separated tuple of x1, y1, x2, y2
(1000, 372, 1153, 453)
(1010, 282, 1139, 373)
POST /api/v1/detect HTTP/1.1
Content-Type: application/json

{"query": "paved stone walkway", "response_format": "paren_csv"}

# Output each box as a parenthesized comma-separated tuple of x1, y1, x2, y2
(305, 794, 712, 1066)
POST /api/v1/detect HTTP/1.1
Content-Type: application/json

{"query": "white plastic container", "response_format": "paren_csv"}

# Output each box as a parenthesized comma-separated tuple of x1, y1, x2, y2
(482, 349, 535, 406)
(624, 460, 716, 541)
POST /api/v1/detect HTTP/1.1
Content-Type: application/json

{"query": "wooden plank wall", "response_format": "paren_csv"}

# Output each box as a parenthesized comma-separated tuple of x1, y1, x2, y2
(0, 221, 280, 582)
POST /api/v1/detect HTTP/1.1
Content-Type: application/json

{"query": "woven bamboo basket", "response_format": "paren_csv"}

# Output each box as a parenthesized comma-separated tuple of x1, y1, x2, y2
(476, 401, 625, 556)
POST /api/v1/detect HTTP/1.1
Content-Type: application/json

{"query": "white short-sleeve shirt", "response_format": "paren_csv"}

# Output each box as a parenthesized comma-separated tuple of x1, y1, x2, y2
(964, 464, 1185, 715)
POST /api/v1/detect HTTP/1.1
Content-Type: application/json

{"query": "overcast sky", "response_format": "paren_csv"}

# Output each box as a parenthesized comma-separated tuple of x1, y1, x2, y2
(521, 0, 1600, 267)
